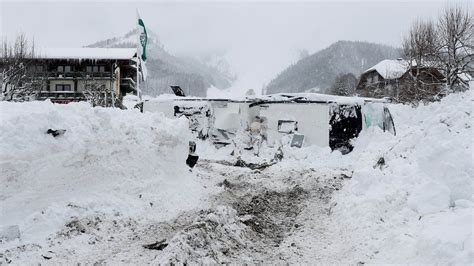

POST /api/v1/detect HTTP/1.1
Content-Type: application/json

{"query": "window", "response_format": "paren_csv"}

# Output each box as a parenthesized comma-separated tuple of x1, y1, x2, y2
(55, 84, 72, 91)
(86, 65, 106, 73)
(57, 65, 71, 72)
(290, 134, 305, 148)
(278, 120, 298, 133)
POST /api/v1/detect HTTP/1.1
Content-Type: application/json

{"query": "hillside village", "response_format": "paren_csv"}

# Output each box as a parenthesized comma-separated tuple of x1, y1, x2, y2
(1, 38, 471, 105)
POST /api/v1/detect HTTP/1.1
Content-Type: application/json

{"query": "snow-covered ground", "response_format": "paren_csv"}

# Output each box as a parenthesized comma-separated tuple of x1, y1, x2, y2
(0, 102, 212, 261)
(0, 91, 472, 264)
(274, 90, 473, 264)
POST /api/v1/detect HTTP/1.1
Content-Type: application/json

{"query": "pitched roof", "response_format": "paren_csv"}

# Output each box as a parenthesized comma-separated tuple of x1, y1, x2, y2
(364, 59, 410, 80)
(35, 48, 136, 60)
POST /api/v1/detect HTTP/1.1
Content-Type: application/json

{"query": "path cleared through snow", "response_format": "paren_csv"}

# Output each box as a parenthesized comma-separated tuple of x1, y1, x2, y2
(1, 160, 348, 264)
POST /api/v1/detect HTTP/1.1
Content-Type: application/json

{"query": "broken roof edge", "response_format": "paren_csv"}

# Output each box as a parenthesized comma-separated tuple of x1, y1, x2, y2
(142, 92, 388, 105)
(33, 48, 137, 60)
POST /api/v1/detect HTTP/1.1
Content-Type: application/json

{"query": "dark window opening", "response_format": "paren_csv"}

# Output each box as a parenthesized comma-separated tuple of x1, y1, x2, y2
(57, 65, 71, 72)
(278, 120, 298, 133)
(55, 84, 72, 91)
(290, 134, 305, 148)
(329, 104, 362, 154)
(86, 65, 106, 73)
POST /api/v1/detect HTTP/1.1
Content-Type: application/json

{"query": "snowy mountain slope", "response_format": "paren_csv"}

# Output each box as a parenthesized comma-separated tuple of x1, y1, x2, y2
(266, 41, 400, 94)
(87, 30, 235, 96)
(0, 91, 472, 264)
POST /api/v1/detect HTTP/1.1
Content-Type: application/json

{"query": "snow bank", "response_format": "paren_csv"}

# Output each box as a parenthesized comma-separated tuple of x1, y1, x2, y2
(0, 101, 207, 247)
(1, 90, 471, 264)
(332, 91, 473, 263)
(238, 91, 472, 263)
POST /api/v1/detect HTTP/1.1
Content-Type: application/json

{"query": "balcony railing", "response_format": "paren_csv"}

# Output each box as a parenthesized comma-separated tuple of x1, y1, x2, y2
(28, 71, 114, 79)
(38, 91, 86, 101)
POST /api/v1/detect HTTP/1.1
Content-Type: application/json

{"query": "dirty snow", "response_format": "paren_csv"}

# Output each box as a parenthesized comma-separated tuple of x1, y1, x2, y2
(0, 91, 472, 264)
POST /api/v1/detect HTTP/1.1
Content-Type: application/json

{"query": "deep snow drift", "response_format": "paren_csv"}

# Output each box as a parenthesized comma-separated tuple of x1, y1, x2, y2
(194, 90, 473, 264)
(0, 91, 472, 264)
(0, 101, 209, 249)
(272, 90, 473, 264)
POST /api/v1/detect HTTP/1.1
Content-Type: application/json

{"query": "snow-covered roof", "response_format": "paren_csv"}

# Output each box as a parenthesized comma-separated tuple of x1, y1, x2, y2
(249, 93, 387, 104)
(364, 59, 410, 80)
(143, 92, 387, 104)
(35, 48, 136, 60)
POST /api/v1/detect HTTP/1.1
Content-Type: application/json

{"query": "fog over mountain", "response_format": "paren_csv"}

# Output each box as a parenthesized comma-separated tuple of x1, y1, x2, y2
(266, 41, 401, 94)
(87, 30, 235, 97)
(2, 1, 461, 96)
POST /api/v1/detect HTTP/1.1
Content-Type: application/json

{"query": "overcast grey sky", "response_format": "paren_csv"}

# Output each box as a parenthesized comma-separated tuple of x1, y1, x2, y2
(1, 0, 470, 93)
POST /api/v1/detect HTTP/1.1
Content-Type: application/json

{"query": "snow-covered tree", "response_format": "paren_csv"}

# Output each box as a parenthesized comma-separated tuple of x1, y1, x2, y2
(401, 19, 444, 103)
(402, 19, 438, 69)
(437, 6, 473, 91)
(329, 73, 357, 96)
(1, 34, 45, 101)
(82, 77, 122, 108)
(297, 48, 310, 61)
(398, 6, 472, 102)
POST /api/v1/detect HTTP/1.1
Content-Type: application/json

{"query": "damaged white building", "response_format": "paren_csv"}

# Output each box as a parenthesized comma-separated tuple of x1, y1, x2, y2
(143, 92, 396, 154)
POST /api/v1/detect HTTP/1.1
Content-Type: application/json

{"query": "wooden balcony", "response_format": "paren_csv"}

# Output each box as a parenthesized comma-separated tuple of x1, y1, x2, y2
(38, 91, 86, 101)
(29, 71, 114, 79)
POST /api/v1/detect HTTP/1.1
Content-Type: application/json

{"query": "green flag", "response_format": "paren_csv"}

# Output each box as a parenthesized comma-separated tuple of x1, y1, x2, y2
(137, 13, 147, 62)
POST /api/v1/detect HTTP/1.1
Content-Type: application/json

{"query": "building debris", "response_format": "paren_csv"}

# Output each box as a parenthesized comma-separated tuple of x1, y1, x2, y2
(46, 129, 66, 137)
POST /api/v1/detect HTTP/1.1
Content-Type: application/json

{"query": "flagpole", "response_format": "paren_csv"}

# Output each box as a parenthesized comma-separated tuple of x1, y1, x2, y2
(136, 10, 141, 101)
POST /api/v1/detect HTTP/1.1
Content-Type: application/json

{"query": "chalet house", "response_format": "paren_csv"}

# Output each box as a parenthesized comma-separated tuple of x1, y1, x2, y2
(357, 59, 445, 101)
(1, 48, 139, 105)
